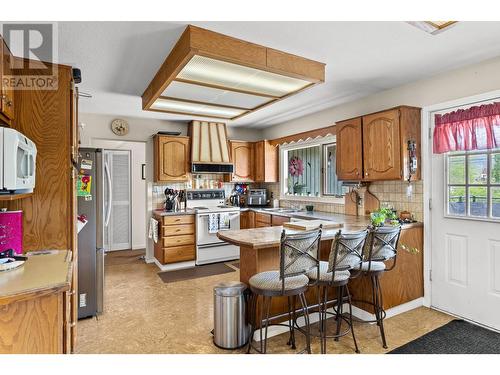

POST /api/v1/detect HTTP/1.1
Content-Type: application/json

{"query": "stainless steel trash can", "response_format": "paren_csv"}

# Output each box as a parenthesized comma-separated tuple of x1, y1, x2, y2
(213, 281, 249, 349)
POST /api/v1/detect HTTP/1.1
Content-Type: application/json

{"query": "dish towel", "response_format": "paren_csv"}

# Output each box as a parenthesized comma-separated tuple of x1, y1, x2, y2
(208, 213, 219, 234)
(148, 217, 159, 243)
(219, 212, 231, 231)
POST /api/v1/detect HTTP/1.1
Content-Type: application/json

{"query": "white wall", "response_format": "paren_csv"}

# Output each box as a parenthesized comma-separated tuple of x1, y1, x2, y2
(263, 55, 500, 139)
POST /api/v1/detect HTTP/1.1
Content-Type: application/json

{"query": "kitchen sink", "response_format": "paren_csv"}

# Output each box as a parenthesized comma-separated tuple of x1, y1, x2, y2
(262, 208, 303, 214)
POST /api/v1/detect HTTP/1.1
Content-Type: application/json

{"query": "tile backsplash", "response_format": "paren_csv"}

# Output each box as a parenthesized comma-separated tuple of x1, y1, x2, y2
(268, 180, 423, 221)
(152, 177, 423, 222)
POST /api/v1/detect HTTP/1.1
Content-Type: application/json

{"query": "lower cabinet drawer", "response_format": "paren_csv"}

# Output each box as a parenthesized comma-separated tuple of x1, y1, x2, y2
(162, 224, 194, 236)
(163, 215, 194, 226)
(163, 234, 195, 247)
(164, 245, 195, 264)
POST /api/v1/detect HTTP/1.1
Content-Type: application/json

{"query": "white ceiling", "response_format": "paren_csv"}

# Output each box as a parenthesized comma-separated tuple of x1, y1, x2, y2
(57, 21, 500, 128)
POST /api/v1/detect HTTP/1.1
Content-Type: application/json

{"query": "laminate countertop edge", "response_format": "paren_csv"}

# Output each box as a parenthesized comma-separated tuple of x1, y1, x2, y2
(0, 250, 73, 306)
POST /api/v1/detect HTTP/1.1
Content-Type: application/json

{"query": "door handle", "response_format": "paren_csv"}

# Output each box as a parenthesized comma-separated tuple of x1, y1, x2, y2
(104, 162, 112, 227)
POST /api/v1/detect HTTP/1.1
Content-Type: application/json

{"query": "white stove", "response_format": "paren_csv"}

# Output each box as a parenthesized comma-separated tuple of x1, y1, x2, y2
(186, 189, 240, 265)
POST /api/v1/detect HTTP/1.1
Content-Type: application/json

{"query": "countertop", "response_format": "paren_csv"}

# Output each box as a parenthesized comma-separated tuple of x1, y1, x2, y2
(241, 207, 422, 229)
(0, 250, 72, 305)
(153, 209, 196, 216)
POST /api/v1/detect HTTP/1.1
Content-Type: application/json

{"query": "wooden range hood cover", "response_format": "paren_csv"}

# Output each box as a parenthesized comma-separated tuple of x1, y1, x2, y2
(142, 25, 325, 121)
(188, 121, 234, 173)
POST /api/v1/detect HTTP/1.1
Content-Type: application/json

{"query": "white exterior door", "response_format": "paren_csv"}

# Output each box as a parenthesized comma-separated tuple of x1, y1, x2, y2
(430, 108, 500, 331)
(104, 150, 131, 251)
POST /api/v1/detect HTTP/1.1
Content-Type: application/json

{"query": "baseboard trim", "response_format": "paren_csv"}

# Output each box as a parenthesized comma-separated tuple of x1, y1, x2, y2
(153, 258, 196, 272)
(252, 297, 424, 342)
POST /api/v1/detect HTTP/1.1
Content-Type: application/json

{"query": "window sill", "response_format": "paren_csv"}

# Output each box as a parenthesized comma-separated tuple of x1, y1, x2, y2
(279, 195, 345, 205)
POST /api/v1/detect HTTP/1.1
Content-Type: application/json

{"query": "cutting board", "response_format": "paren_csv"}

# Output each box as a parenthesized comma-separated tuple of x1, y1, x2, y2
(283, 220, 343, 231)
(344, 190, 358, 216)
(364, 187, 380, 215)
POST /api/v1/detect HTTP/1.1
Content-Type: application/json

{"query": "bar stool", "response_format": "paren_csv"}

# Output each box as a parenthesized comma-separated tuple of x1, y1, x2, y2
(353, 225, 402, 349)
(246, 227, 322, 354)
(306, 229, 368, 354)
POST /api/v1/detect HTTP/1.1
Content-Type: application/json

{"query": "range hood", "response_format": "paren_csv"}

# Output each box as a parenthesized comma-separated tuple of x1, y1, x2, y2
(189, 121, 234, 174)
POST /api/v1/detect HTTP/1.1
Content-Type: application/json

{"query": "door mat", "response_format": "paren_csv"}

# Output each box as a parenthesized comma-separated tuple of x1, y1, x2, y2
(231, 262, 240, 269)
(158, 263, 236, 283)
(388, 320, 500, 354)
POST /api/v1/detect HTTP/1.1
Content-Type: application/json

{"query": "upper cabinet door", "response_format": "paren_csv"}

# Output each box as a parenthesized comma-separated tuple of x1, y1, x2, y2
(362, 109, 402, 180)
(254, 140, 278, 183)
(230, 141, 254, 182)
(335, 117, 363, 180)
(155, 136, 191, 182)
(0, 37, 15, 122)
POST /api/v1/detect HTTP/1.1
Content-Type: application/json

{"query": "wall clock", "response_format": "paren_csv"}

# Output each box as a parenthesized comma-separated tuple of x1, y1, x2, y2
(111, 118, 129, 136)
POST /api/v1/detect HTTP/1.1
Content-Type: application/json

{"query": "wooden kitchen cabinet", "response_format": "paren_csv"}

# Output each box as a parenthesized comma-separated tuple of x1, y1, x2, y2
(0, 251, 73, 354)
(240, 210, 255, 229)
(254, 140, 279, 183)
(154, 214, 195, 264)
(0, 36, 14, 124)
(335, 106, 421, 182)
(154, 135, 191, 182)
(362, 109, 402, 180)
(336, 117, 363, 180)
(229, 141, 254, 182)
(271, 215, 289, 226)
(255, 212, 272, 227)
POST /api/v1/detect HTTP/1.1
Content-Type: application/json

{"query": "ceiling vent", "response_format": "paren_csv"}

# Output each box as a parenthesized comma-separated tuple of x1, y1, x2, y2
(142, 25, 325, 121)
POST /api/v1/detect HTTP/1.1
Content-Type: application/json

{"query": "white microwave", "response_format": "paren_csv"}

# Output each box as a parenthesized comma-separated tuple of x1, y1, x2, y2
(0, 128, 37, 193)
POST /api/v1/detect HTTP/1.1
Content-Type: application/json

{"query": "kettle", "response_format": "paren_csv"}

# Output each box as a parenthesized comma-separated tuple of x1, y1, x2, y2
(229, 194, 240, 207)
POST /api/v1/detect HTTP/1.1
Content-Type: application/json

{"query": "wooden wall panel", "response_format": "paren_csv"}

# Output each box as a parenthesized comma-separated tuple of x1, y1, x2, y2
(6, 65, 73, 252)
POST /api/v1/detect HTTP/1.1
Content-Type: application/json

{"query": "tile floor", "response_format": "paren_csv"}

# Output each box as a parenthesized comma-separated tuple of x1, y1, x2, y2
(75, 249, 454, 354)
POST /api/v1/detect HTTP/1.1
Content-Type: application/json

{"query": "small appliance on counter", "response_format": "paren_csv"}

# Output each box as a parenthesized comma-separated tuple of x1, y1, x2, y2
(247, 189, 267, 206)
(0, 128, 37, 194)
(0, 209, 22, 255)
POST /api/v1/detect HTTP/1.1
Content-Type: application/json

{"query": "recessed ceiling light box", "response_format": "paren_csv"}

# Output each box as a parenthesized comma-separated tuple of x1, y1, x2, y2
(142, 25, 326, 120)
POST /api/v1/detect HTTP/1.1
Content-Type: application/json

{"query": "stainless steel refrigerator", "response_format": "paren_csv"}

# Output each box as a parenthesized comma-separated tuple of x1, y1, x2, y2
(77, 148, 110, 319)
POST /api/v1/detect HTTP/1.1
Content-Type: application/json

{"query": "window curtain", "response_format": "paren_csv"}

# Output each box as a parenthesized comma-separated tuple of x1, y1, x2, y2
(433, 102, 500, 154)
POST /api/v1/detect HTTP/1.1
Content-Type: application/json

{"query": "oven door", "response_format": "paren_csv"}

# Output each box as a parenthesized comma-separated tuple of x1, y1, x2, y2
(196, 212, 240, 246)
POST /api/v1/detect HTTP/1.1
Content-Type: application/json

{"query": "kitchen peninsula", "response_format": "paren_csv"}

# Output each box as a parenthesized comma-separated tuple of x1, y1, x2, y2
(217, 215, 423, 317)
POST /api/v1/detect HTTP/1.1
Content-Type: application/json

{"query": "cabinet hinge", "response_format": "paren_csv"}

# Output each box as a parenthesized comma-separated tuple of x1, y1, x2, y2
(429, 198, 432, 210)
(429, 269, 432, 282)
(429, 126, 432, 140)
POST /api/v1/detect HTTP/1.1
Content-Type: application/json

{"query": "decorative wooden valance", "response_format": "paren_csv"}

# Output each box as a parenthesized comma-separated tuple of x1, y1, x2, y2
(269, 125, 335, 146)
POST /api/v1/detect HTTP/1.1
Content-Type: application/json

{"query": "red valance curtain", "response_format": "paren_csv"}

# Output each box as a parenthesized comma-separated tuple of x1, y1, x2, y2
(433, 102, 500, 154)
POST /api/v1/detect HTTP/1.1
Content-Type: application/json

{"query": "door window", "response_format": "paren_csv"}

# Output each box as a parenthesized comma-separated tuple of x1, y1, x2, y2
(446, 149, 500, 220)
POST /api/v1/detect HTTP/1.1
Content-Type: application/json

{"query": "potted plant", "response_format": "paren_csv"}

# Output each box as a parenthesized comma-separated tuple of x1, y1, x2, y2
(369, 208, 419, 255)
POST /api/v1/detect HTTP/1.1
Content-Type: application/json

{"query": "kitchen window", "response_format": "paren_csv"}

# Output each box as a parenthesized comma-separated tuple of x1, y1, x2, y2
(446, 149, 500, 220)
(280, 137, 346, 199)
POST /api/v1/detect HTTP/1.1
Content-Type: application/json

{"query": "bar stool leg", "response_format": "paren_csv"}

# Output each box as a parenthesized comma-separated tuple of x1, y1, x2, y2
(375, 276, 388, 349)
(247, 292, 257, 354)
(322, 286, 328, 352)
(334, 285, 344, 341)
(262, 296, 272, 354)
(298, 293, 311, 354)
(290, 295, 297, 349)
(317, 285, 325, 354)
(346, 285, 360, 353)
(287, 296, 296, 349)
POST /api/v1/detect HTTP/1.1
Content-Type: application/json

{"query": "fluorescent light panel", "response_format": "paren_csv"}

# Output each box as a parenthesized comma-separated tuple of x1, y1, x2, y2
(177, 55, 311, 97)
(162, 80, 272, 109)
(408, 21, 457, 35)
(151, 97, 246, 119)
